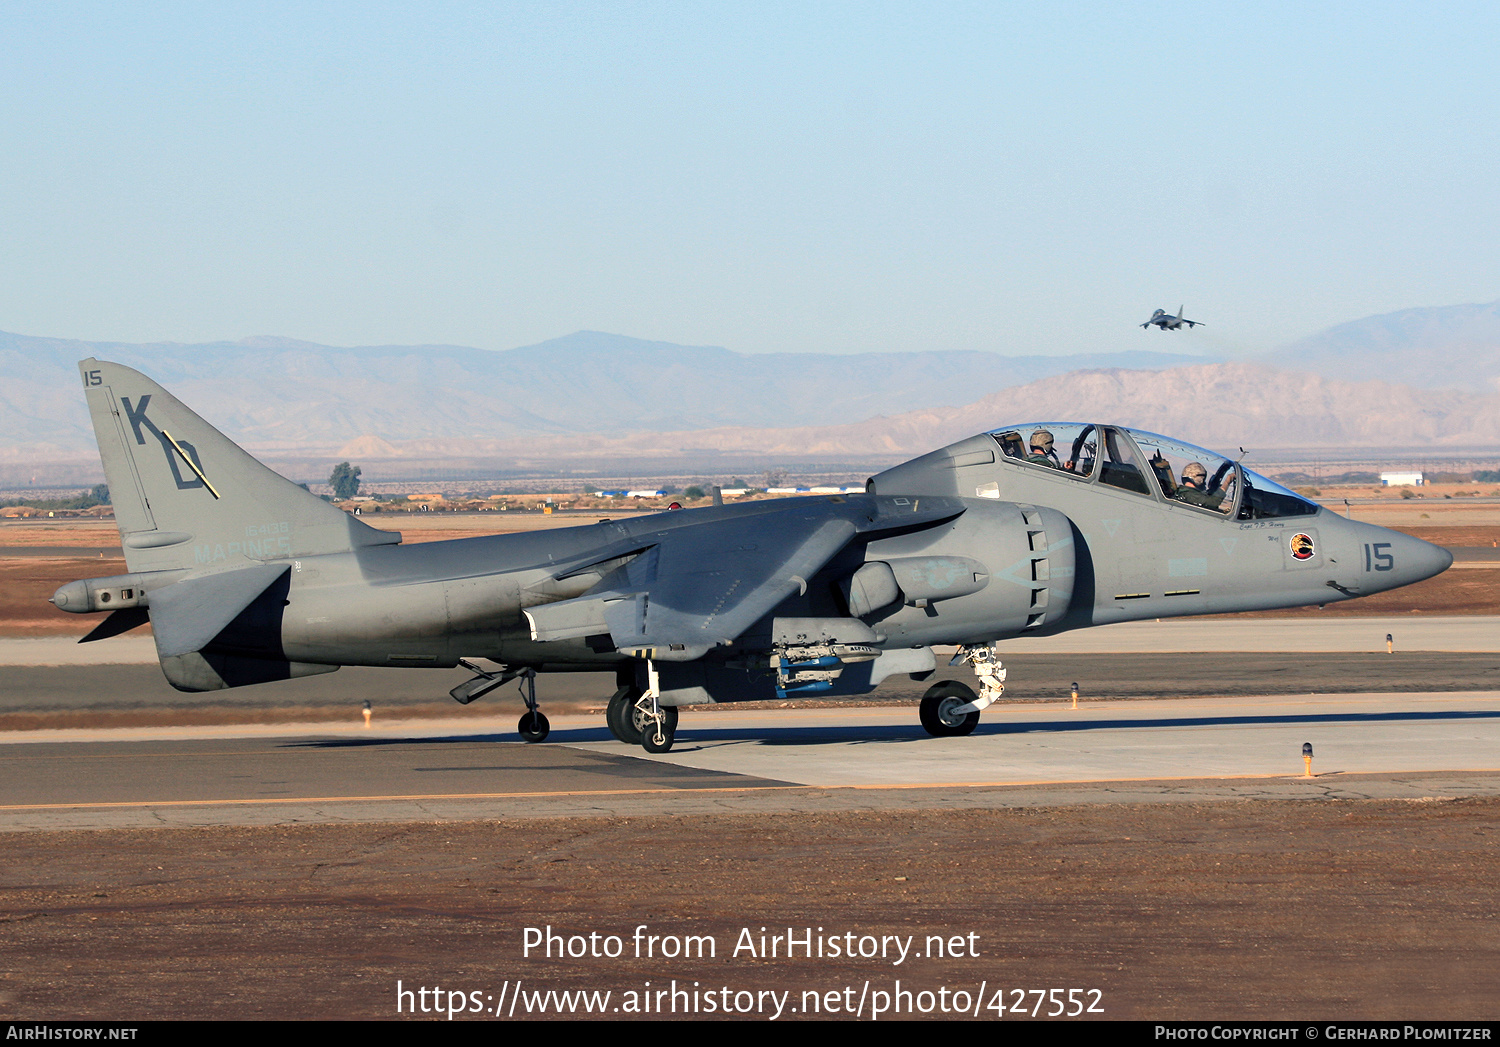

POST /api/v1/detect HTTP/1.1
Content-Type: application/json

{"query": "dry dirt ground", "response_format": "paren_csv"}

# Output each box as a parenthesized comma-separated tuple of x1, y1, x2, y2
(0, 802, 1495, 1021)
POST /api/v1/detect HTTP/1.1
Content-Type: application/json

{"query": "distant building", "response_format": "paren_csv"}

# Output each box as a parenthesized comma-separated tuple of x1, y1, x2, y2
(1380, 471, 1424, 486)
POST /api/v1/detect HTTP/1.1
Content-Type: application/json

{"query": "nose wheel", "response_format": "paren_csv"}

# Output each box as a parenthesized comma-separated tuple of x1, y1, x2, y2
(921, 644, 1007, 737)
(920, 681, 981, 736)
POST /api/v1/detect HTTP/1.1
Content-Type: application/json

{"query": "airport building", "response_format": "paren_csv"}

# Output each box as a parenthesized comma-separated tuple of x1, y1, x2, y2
(1379, 471, 1425, 486)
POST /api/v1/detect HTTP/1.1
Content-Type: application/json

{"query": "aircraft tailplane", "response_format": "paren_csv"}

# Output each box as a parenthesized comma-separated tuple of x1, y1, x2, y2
(78, 358, 399, 575)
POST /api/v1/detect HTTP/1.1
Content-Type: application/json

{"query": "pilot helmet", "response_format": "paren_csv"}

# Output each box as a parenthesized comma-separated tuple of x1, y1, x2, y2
(1030, 429, 1055, 452)
(1182, 461, 1208, 484)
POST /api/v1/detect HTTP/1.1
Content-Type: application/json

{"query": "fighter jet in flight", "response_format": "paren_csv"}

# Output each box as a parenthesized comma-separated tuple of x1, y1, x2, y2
(1141, 306, 1202, 330)
(55, 362, 1450, 753)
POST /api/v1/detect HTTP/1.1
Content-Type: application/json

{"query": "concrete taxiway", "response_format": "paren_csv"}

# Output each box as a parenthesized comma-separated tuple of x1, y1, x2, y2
(2, 691, 1495, 831)
(4, 616, 1496, 832)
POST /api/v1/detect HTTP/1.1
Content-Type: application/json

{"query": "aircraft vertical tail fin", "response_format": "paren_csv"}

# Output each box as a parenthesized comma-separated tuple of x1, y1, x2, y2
(79, 358, 398, 574)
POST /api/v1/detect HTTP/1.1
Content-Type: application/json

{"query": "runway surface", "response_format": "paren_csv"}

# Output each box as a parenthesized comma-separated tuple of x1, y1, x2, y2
(4, 653, 1499, 724)
(4, 617, 1497, 832)
(8, 615, 1500, 666)
(3, 691, 1496, 831)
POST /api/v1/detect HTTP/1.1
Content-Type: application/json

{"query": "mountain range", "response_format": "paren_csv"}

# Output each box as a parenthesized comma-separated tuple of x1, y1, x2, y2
(4, 300, 1500, 485)
(0, 330, 1209, 451)
(1271, 300, 1500, 392)
(265, 361, 1499, 470)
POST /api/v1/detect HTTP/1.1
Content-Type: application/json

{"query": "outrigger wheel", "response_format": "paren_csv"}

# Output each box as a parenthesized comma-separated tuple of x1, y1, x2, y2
(919, 680, 981, 737)
(514, 667, 549, 743)
(517, 710, 550, 743)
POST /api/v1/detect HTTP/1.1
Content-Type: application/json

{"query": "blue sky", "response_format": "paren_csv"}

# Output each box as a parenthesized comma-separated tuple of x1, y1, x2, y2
(2, 1, 1497, 356)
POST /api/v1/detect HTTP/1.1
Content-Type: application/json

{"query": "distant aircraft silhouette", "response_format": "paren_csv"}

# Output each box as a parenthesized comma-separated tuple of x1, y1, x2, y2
(1141, 306, 1202, 331)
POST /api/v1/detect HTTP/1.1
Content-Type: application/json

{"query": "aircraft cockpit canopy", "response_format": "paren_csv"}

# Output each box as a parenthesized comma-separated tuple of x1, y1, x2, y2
(987, 423, 1318, 520)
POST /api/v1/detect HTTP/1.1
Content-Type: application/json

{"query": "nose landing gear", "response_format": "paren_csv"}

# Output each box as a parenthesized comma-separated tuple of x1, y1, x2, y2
(920, 681, 981, 736)
(920, 643, 1006, 737)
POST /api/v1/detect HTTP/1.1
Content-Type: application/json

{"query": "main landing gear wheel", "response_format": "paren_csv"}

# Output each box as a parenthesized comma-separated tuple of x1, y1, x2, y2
(606, 687, 644, 744)
(920, 681, 980, 737)
(518, 710, 550, 743)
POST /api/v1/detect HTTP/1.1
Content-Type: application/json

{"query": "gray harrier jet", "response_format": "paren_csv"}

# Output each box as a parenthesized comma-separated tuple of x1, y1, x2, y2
(1141, 306, 1202, 330)
(55, 363, 1450, 753)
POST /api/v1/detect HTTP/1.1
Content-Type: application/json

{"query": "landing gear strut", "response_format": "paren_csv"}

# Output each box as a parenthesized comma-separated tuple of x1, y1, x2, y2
(919, 643, 1007, 738)
(450, 660, 550, 743)
(606, 685, 679, 746)
(514, 668, 549, 743)
(636, 660, 677, 754)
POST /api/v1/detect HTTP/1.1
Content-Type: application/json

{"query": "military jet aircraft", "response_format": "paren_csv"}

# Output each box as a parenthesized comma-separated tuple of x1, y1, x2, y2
(1141, 306, 1202, 330)
(54, 363, 1451, 753)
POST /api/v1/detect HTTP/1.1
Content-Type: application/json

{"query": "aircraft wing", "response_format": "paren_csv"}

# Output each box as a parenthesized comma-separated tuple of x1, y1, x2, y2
(526, 496, 964, 660)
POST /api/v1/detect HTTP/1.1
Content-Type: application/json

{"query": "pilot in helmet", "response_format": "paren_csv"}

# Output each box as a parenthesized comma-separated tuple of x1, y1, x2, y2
(1176, 461, 1228, 510)
(1028, 429, 1061, 469)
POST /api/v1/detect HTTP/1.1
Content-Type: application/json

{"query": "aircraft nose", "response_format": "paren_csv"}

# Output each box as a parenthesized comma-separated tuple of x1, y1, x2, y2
(1336, 522, 1453, 596)
(1396, 533, 1453, 584)
(1368, 531, 1452, 591)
